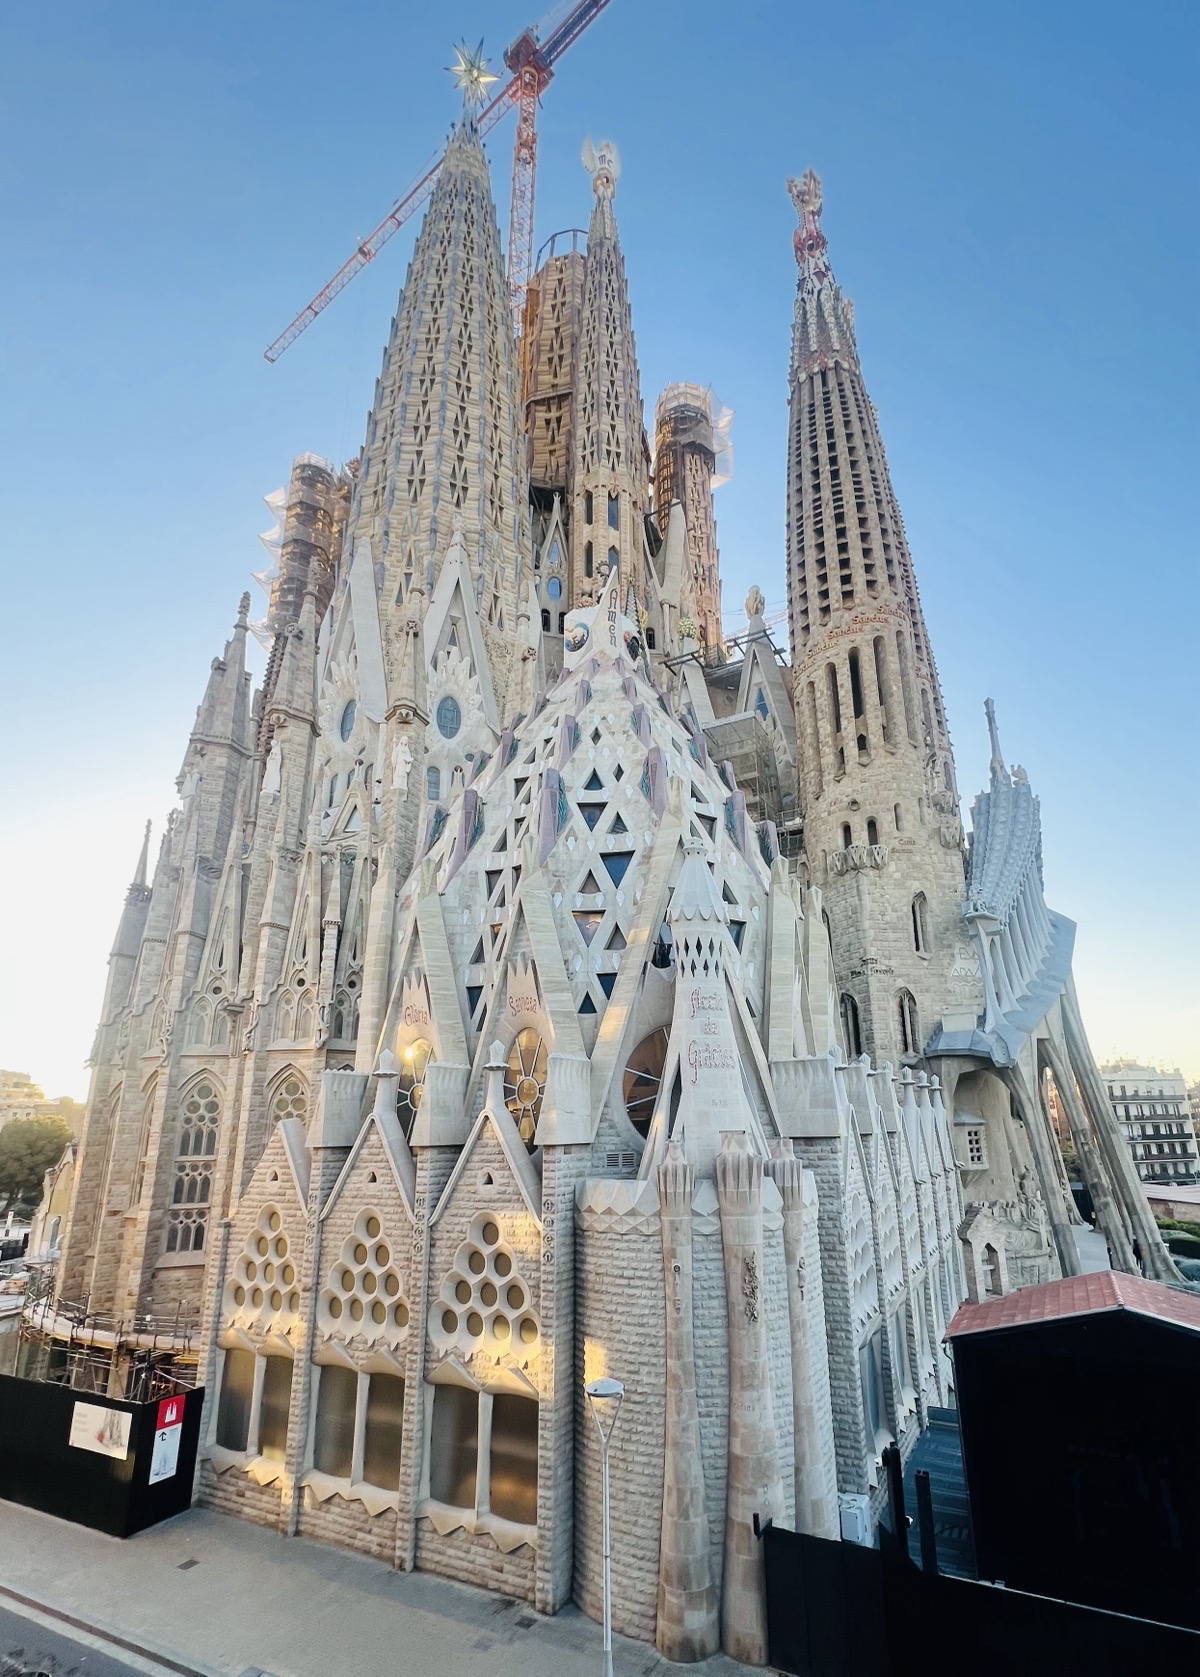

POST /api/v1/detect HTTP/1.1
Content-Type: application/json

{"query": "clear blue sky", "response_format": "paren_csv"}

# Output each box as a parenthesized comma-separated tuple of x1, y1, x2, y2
(1, 0, 1196, 1096)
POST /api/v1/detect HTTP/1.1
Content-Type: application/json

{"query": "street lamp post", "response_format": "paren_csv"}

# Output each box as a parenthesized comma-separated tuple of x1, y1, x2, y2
(585, 1376, 625, 1677)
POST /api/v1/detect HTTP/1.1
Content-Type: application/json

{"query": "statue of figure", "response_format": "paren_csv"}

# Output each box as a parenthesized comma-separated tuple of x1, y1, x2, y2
(241, 1003, 259, 1056)
(179, 769, 200, 816)
(391, 736, 413, 797)
(745, 585, 766, 621)
(261, 739, 283, 797)
(316, 1000, 333, 1048)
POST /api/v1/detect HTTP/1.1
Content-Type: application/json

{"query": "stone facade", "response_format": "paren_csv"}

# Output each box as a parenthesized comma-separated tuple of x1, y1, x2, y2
(52, 86, 1168, 1667)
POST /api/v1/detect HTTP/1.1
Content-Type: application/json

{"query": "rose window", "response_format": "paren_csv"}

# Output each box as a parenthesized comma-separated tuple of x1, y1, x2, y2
(504, 1029, 547, 1150)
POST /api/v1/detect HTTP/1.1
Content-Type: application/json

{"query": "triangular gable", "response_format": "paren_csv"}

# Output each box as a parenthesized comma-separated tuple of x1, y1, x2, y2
(432, 1104, 542, 1228)
(235, 1118, 310, 1223)
(588, 805, 683, 1131)
(423, 529, 499, 730)
(468, 851, 585, 1096)
(735, 633, 795, 749)
(321, 1108, 416, 1223)
(378, 877, 470, 1067)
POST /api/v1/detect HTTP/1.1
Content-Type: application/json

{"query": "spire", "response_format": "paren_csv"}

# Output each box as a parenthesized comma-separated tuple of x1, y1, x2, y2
(346, 98, 529, 718)
(192, 593, 252, 746)
(984, 697, 1007, 780)
(569, 138, 650, 610)
(787, 170, 857, 381)
(132, 820, 151, 891)
(784, 170, 965, 1069)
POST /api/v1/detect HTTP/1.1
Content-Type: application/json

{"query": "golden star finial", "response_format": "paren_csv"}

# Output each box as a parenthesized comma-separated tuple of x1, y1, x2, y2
(448, 39, 498, 109)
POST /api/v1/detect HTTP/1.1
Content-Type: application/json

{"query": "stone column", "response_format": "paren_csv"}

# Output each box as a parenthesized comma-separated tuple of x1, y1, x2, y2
(766, 1140, 837, 1541)
(656, 1139, 719, 1663)
(715, 1133, 785, 1666)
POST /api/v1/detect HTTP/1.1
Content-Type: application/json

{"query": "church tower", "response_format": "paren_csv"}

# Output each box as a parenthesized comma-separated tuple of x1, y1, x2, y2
(784, 171, 978, 1064)
(347, 112, 531, 718)
(567, 141, 651, 615)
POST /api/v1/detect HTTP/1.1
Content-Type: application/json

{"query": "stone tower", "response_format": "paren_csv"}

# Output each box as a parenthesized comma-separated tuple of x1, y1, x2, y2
(347, 113, 531, 717)
(653, 383, 725, 660)
(784, 170, 978, 1065)
(567, 140, 651, 613)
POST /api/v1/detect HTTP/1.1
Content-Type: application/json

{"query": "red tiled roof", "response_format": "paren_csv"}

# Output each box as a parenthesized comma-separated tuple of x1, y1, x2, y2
(946, 1270, 1200, 1339)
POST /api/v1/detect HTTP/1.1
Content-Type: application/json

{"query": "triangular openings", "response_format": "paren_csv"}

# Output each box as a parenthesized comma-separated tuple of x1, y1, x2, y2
(608, 813, 628, 835)
(469, 939, 485, 965)
(578, 871, 606, 896)
(605, 926, 627, 952)
(581, 804, 605, 830)
(583, 771, 604, 792)
(573, 911, 603, 946)
(598, 973, 616, 998)
(578, 992, 597, 1015)
(600, 852, 633, 887)
(722, 881, 738, 905)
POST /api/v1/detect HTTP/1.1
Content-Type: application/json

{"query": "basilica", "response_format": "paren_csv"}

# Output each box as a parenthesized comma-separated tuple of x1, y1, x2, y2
(51, 98, 1167, 1664)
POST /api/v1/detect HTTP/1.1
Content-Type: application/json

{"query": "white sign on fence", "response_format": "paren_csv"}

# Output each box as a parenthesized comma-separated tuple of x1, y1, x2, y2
(68, 1402, 131, 1460)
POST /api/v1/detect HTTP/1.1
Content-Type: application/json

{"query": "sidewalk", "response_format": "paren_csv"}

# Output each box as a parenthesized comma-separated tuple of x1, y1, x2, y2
(0, 1499, 753, 1677)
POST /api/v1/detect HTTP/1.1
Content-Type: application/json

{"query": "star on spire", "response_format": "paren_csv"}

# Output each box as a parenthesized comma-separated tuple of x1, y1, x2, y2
(448, 39, 498, 109)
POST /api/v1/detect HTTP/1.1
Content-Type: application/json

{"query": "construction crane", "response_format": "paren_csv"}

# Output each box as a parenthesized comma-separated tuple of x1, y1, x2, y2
(264, 0, 614, 362)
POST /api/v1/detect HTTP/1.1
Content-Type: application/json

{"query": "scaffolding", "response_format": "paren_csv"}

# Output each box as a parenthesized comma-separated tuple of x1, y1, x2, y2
(17, 1269, 199, 1403)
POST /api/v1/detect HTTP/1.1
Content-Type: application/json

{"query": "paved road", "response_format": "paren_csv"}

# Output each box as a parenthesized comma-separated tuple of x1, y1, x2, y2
(0, 1602, 159, 1677)
(0, 1499, 755, 1677)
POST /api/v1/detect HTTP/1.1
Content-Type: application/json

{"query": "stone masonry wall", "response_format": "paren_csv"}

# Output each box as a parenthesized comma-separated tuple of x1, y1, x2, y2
(574, 1218, 665, 1645)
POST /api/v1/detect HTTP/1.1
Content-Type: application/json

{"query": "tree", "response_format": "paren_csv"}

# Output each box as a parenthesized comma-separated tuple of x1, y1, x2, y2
(0, 1117, 73, 1216)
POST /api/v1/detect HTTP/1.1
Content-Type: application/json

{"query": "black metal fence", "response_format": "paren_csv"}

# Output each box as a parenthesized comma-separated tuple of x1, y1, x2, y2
(763, 1522, 1200, 1677)
(0, 1372, 204, 1537)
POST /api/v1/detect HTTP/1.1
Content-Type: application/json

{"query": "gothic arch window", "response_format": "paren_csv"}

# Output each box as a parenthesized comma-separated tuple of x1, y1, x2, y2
(584, 542, 593, 578)
(166, 1075, 220, 1254)
(398, 1039, 434, 1135)
(898, 989, 920, 1056)
(133, 1081, 155, 1204)
(623, 1028, 668, 1138)
(841, 823, 853, 849)
(911, 892, 928, 955)
(584, 490, 594, 524)
(607, 546, 619, 573)
(540, 609, 551, 632)
(427, 765, 441, 801)
(840, 993, 862, 1059)
(504, 1029, 547, 1150)
(269, 1071, 308, 1126)
(607, 492, 619, 530)
(332, 988, 359, 1044)
(866, 818, 879, 846)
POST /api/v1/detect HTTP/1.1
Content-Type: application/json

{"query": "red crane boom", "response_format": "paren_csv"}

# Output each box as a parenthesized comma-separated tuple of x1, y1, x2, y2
(264, 0, 614, 363)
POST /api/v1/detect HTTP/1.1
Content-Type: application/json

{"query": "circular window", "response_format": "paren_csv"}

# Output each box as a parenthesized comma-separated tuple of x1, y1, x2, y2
(504, 1029, 547, 1150)
(436, 696, 461, 739)
(339, 699, 357, 742)
(623, 1028, 669, 1137)
(547, 576, 562, 600)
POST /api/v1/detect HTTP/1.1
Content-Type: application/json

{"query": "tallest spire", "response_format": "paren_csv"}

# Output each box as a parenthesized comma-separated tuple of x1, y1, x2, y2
(346, 88, 530, 716)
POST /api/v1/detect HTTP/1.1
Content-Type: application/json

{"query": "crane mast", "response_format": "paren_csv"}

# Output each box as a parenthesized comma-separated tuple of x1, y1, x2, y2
(264, 0, 614, 362)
